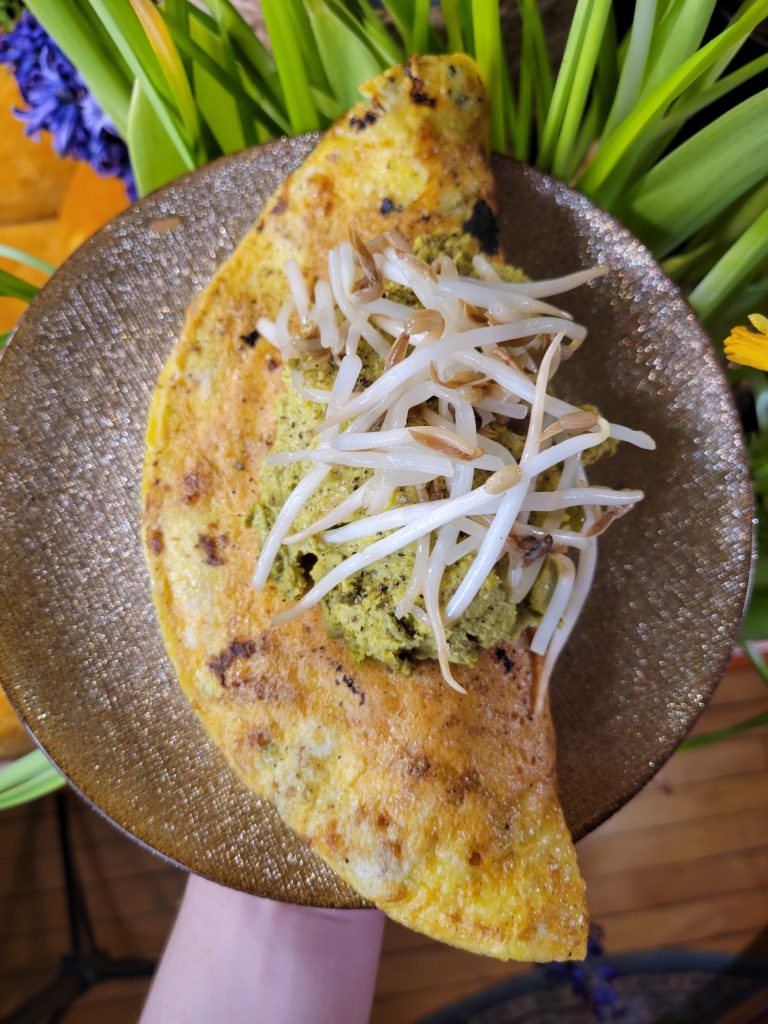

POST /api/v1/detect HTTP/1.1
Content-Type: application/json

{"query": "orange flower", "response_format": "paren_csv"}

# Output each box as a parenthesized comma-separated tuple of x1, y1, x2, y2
(724, 314, 768, 372)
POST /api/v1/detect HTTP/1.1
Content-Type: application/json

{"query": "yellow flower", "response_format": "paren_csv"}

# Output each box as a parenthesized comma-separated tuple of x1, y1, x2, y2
(724, 314, 768, 372)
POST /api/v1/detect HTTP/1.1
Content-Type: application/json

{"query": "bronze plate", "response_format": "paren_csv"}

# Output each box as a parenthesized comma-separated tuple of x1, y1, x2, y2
(0, 138, 753, 906)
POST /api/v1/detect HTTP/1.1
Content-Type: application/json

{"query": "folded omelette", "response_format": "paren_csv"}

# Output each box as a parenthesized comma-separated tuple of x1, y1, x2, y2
(142, 54, 588, 961)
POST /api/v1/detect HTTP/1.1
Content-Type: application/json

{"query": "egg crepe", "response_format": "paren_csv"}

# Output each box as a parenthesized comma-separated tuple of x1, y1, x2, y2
(142, 55, 587, 961)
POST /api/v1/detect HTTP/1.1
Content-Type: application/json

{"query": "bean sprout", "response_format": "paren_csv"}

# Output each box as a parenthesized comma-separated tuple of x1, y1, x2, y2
(252, 234, 654, 704)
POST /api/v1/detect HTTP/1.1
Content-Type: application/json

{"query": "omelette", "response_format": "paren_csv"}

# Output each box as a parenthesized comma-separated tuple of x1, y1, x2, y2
(143, 55, 589, 961)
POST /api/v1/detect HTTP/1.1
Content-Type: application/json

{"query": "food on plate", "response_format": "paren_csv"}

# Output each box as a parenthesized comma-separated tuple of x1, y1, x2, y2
(142, 54, 653, 961)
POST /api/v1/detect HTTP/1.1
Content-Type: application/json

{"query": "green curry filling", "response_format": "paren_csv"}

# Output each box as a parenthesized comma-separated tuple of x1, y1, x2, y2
(250, 232, 615, 673)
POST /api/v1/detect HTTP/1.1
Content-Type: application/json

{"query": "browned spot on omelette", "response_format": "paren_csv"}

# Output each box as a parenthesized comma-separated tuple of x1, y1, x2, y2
(196, 531, 228, 566)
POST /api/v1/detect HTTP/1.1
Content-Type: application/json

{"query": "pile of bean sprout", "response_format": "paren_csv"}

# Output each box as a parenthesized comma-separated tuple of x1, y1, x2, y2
(253, 232, 654, 712)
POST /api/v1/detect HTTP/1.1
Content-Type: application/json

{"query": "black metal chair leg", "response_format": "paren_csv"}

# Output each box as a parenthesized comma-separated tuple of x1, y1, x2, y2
(0, 791, 158, 1024)
(100, 955, 157, 980)
(54, 789, 95, 954)
(0, 974, 85, 1024)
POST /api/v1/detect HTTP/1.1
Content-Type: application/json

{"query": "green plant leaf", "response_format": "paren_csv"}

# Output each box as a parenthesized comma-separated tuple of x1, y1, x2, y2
(0, 269, 39, 303)
(187, 4, 290, 136)
(456, 0, 474, 51)
(24, 0, 132, 137)
(552, 0, 612, 180)
(689, 203, 768, 323)
(744, 641, 768, 687)
(193, 1, 253, 148)
(711, 177, 768, 252)
(199, 0, 280, 96)
(279, 0, 334, 93)
(0, 246, 55, 275)
(569, 92, 605, 183)
(130, 0, 202, 152)
(163, 0, 188, 28)
(515, 0, 555, 159)
(168, 20, 244, 145)
(592, 2, 618, 126)
(680, 708, 768, 749)
(663, 238, 719, 283)
(517, 0, 553, 151)
(166, 21, 286, 139)
(472, 0, 507, 152)
(380, 0, 413, 47)
(566, 1, 620, 177)
(0, 769, 66, 810)
(411, 0, 431, 55)
(0, 750, 50, 790)
(313, 0, 391, 70)
(499, 52, 516, 157)
(440, 0, 464, 52)
(641, 0, 717, 96)
(603, 0, 657, 138)
(578, 0, 768, 198)
(623, 89, 768, 257)
(0, 751, 65, 811)
(665, 177, 768, 285)
(660, 51, 768, 138)
(309, 86, 344, 123)
(680, 0, 761, 95)
(353, 0, 404, 66)
(0, 331, 10, 351)
(514, 2, 535, 161)
(707, 281, 768, 344)
(260, 0, 320, 132)
(537, 0, 600, 169)
(306, 0, 383, 110)
(127, 78, 190, 196)
(163, 0, 191, 77)
(84, 0, 198, 168)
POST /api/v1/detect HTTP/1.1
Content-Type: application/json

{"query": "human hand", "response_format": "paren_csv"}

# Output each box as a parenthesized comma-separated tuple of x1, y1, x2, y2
(141, 873, 385, 1024)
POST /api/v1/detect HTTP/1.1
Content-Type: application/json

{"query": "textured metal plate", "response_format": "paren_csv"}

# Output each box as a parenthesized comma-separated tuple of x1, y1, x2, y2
(0, 138, 753, 905)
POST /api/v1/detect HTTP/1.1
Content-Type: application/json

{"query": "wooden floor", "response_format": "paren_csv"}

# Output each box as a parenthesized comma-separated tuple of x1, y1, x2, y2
(1, 662, 766, 1023)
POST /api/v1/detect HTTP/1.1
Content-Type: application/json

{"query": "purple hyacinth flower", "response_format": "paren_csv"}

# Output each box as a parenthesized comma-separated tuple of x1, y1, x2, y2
(541, 924, 626, 1020)
(0, 11, 134, 197)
